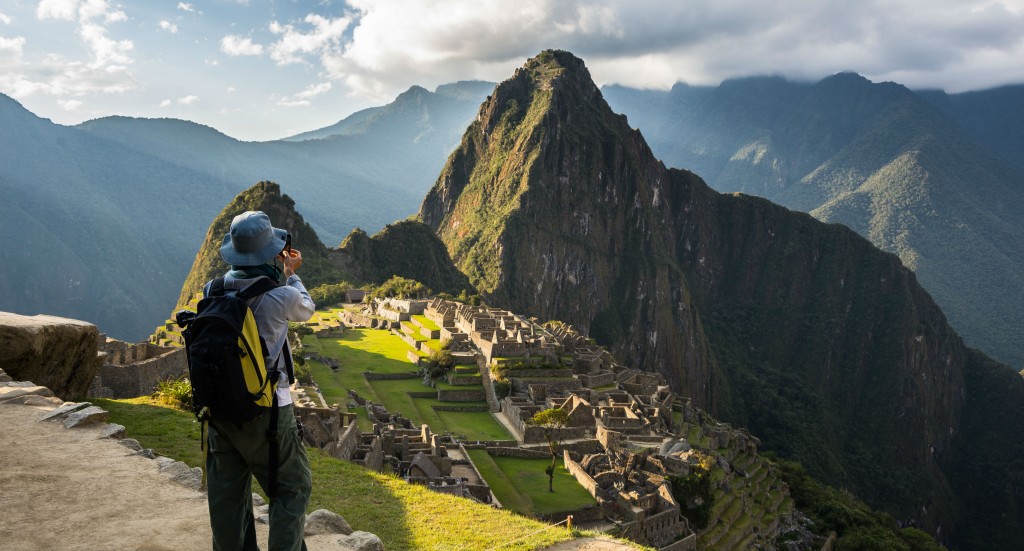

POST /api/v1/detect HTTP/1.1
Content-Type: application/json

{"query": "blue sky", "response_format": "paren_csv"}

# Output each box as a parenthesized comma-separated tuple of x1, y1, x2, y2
(2, 0, 1023, 141)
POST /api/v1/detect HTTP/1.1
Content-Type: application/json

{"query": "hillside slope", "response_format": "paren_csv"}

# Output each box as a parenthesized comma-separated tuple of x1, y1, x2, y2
(1, 81, 487, 341)
(0, 94, 240, 341)
(177, 181, 471, 308)
(419, 50, 1024, 549)
(603, 77, 1024, 370)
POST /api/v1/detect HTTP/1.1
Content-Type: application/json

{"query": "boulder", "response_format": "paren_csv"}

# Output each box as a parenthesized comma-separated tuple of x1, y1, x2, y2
(0, 312, 102, 400)
(304, 509, 353, 536)
(62, 405, 109, 428)
(0, 384, 55, 403)
(39, 401, 91, 421)
(331, 531, 384, 551)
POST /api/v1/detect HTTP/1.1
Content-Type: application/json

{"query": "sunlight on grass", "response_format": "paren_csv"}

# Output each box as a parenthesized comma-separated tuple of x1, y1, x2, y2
(466, 449, 596, 516)
(93, 398, 577, 551)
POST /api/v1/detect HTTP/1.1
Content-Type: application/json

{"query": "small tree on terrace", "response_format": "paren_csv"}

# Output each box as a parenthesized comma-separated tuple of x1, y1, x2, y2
(528, 407, 570, 492)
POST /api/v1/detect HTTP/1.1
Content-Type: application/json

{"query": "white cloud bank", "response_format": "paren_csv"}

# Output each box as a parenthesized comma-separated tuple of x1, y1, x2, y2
(1, 0, 134, 100)
(221, 35, 264, 56)
(243, 0, 1024, 101)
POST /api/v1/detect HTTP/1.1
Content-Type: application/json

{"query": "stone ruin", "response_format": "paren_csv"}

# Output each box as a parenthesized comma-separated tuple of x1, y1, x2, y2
(301, 297, 803, 550)
(89, 337, 186, 399)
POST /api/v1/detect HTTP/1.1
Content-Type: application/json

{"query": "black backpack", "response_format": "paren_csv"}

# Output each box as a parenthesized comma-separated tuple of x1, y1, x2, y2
(176, 276, 293, 495)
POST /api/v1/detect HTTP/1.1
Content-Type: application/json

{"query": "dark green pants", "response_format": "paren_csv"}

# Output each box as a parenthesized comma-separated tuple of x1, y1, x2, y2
(207, 404, 311, 551)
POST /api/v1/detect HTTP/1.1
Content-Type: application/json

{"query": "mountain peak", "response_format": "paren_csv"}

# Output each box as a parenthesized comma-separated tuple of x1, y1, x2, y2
(176, 181, 330, 306)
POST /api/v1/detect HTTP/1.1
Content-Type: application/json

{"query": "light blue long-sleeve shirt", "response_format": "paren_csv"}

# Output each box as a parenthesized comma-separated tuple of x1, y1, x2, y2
(204, 273, 316, 406)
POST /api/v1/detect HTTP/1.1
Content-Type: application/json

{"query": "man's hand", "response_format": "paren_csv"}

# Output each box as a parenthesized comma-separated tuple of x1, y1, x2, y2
(280, 248, 303, 278)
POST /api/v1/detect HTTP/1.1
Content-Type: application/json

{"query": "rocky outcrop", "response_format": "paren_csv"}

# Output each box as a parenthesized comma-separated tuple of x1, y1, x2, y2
(417, 50, 1024, 548)
(0, 311, 103, 400)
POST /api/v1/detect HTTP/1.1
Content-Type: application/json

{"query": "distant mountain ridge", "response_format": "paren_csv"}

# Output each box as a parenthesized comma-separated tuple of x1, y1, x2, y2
(0, 82, 489, 341)
(419, 50, 1024, 550)
(602, 75, 1024, 369)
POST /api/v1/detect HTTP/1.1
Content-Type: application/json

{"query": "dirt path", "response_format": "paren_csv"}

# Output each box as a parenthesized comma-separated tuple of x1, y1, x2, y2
(0, 397, 638, 551)
(0, 400, 219, 551)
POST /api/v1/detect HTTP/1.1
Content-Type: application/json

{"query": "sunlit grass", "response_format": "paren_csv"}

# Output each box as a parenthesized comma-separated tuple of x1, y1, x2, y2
(466, 449, 597, 516)
(94, 398, 579, 551)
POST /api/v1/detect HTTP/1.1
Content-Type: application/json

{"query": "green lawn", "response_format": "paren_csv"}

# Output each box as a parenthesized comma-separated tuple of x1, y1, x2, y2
(411, 314, 441, 332)
(307, 329, 512, 441)
(465, 449, 597, 516)
(95, 398, 582, 551)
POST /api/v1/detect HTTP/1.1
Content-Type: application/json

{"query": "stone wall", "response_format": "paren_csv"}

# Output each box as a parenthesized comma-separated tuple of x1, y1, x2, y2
(580, 371, 616, 388)
(0, 312, 103, 400)
(486, 446, 551, 459)
(89, 346, 187, 399)
(511, 378, 582, 393)
(564, 450, 599, 498)
(363, 372, 418, 381)
(436, 388, 486, 402)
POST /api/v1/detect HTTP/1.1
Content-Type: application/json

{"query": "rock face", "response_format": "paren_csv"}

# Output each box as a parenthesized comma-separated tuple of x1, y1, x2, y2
(0, 312, 102, 400)
(418, 50, 1024, 549)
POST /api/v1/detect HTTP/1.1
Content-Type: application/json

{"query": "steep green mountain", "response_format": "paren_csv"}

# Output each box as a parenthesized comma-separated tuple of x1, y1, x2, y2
(917, 84, 1024, 172)
(419, 50, 1024, 550)
(0, 94, 241, 341)
(603, 76, 1024, 370)
(3, 81, 488, 341)
(178, 181, 471, 307)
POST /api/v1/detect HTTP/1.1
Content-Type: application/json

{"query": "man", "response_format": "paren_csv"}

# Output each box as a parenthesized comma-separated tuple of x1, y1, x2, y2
(206, 210, 316, 551)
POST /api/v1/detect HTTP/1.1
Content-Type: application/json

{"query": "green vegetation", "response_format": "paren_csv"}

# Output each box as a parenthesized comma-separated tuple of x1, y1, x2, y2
(668, 452, 716, 529)
(465, 449, 596, 517)
(528, 408, 570, 492)
(177, 182, 346, 308)
(308, 282, 359, 307)
(775, 457, 944, 550)
(370, 275, 430, 299)
(94, 397, 578, 551)
(306, 329, 511, 441)
(152, 377, 193, 411)
(94, 397, 204, 466)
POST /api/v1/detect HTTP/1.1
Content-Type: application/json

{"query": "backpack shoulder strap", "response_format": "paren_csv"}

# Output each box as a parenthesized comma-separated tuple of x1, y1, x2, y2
(236, 276, 280, 301)
(208, 277, 227, 297)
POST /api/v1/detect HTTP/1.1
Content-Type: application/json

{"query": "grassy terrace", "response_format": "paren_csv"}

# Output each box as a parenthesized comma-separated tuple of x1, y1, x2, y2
(466, 449, 597, 517)
(306, 327, 511, 441)
(411, 314, 441, 332)
(95, 398, 581, 551)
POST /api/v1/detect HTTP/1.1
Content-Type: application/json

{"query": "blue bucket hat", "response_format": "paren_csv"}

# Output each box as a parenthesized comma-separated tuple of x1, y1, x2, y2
(219, 211, 289, 266)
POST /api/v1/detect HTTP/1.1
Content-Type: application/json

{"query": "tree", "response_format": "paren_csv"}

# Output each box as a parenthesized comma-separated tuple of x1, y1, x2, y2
(528, 408, 570, 492)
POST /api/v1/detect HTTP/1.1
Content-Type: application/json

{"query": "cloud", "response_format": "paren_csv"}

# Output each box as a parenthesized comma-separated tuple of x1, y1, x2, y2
(58, 98, 82, 110)
(279, 81, 332, 106)
(221, 35, 264, 56)
(10, 0, 136, 100)
(159, 20, 178, 34)
(268, 13, 349, 65)
(177, 2, 195, 12)
(311, 0, 1024, 100)
(177, 94, 198, 105)
(160, 99, 171, 107)
(36, 0, 78, 21)
(0, 36, 24, 53)
(0, 11, 11, 25)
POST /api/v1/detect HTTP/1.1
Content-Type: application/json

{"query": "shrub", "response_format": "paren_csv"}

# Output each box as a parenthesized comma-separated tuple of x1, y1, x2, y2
(153, 377, 192, 411)
(425, 348, 456, 380)
(309, 281, 357, 307)
(293, 361, 314, 385)
(371, 276, 430, 300)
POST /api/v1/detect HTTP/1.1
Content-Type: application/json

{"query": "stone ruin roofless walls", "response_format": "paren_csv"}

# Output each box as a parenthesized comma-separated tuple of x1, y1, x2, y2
(316, 298, 795, 550)
(423, 298, 562, 363)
